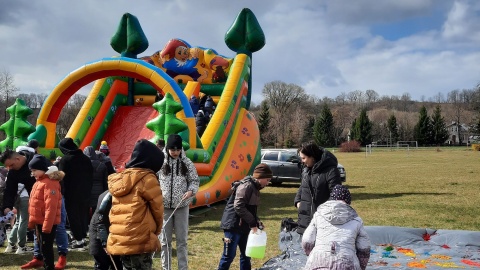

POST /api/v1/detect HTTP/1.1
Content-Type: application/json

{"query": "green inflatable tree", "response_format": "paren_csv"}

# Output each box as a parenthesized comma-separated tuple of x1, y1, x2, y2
(146, 93, 190, 150)
(110, 13, 149, 58)
(0, 99, 36, 152)
(225, 8, 266, 109)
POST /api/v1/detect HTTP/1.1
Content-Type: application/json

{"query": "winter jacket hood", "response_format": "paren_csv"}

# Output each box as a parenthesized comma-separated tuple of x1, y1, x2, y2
(83, 146, 99, 161)
(308, 150, 338, 175)
(319, 200, 358, 225)
(109, 169, 154, 197)
(59, 138, 82, 155)
(126, 139, 164, 172)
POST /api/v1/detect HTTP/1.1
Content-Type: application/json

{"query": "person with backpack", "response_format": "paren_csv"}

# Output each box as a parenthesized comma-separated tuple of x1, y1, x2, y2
(217, 163, 272, 270)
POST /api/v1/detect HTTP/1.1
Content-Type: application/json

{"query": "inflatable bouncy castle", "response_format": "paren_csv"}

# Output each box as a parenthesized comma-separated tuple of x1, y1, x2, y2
(22, 9, 265, 208)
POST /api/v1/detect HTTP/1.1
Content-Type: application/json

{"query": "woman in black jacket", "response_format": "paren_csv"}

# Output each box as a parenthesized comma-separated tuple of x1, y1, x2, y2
(294, 141, 342, 234)
(83, 146, 108, 216)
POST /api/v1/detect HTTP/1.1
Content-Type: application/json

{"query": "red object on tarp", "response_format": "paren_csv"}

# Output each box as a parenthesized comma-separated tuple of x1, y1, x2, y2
(101, 106, 157, 171)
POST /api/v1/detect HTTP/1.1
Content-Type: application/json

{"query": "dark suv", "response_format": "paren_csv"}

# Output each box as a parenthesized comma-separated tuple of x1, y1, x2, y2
(260, 149, 346, 185)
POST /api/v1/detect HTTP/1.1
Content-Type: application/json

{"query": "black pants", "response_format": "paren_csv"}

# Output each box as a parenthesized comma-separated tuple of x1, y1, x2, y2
(35, 224, 57, 270)
(94, 253, 122, 270)
(65, 197, 89, 240)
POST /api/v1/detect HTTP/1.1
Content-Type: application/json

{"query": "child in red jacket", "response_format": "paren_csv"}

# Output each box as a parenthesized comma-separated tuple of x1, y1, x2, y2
(25, 155, 63, 270)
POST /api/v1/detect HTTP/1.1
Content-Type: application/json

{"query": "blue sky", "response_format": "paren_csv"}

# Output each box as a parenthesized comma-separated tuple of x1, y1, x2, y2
(1, 0, 480, 105)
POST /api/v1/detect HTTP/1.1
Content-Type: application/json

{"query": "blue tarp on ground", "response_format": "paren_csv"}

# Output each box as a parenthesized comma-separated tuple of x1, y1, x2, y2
(260, 225, 480, 269)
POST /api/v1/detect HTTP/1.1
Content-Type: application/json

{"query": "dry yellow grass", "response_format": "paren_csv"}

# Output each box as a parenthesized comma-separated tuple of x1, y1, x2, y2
(0, 147, 478, 269)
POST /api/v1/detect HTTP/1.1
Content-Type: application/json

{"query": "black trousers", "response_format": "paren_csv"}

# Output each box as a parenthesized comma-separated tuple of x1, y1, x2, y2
(94, 253, 123, 270)
(35, 224, 57, 270)
(65, 197, 89, 240)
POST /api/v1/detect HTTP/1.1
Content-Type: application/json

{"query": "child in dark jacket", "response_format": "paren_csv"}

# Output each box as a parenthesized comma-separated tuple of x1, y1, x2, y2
(25, 155, 63, 270)
(89, 190, 122, 270)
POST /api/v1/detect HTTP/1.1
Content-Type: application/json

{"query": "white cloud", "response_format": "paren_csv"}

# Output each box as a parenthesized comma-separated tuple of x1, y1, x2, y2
(1, 0, 480, 106)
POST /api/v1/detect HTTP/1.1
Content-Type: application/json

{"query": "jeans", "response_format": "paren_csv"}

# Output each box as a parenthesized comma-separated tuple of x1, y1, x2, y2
(160, 206, 189, 270)
(8, 196, 29, 247)
(34, 198, 68, 257)
(217, 230, 251, 270)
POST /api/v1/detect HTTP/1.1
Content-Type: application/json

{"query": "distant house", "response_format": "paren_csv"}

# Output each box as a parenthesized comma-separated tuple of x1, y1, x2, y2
(445, 122, 469, 145)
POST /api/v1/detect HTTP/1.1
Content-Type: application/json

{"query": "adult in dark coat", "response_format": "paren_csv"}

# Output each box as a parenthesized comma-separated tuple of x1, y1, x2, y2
(189, 95, 200, 116)
(195, 110, 209, 137)
(83, 146, 108, 216)
(58, 138, 94, 250)
(0, 149, 36, 252)
(294, 141, 342, 234)
(1, 149, 35, 212)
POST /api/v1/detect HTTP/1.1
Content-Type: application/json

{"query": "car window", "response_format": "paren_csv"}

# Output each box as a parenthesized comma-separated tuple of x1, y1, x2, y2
(263, 152, 278, 161)
(280, 151, 298, 162)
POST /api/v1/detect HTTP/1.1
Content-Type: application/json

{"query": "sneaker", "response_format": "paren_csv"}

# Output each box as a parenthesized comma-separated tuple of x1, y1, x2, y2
(21, 257, 44, 269)
(71, 240, 86, 251)
(54, 255, 66, 270)
(15, 246, 29, 254)
(4, 244, 16, 253)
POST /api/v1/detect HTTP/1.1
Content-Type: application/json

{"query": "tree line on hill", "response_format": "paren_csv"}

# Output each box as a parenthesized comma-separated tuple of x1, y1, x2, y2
(252, 81, 480, 147)
(2, 69, 480, 147)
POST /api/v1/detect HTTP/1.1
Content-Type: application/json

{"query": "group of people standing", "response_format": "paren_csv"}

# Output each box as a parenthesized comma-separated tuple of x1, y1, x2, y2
(1, 137, 371, 270)
(0, 134, 202, 270)
(216, 141, 371, 270)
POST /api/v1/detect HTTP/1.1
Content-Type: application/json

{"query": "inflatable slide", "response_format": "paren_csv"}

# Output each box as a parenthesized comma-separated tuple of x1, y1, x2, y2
(26, 9, 266, 208)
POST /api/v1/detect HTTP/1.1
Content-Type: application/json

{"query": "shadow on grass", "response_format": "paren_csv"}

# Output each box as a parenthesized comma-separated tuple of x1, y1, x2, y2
(354, 192, 453, 201)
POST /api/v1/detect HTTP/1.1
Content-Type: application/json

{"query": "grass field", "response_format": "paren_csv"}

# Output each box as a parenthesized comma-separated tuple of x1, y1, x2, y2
(0, 147, 478, 269)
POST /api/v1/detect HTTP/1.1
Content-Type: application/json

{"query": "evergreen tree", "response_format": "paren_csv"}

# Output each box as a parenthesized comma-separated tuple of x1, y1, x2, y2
(313, 104, 335, 147)
(258, 100, 271, 146)
(352, 108, 372, 146)
(302, 116, 315, 143)
(387, 114, 399, 144)
(431, 105, 449, 145)
(349, 119, 357, 142)
(414, 106, 432, 145)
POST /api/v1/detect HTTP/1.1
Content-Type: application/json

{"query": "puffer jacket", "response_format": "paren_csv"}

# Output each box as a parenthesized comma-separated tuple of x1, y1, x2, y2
(28, 174, 62, 234)
(158, 150, 199, 209)
(220, 176, 262, 234)
(302, 201, 371, 270)
(294, 149, 342, 234)
(107, 168, 163, 255)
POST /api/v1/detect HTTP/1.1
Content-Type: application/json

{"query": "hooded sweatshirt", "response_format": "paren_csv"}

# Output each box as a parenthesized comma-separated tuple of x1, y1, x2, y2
(107, 139, 164, 255)
(58, 138, 94, 200)
(302, 201, 371, 270)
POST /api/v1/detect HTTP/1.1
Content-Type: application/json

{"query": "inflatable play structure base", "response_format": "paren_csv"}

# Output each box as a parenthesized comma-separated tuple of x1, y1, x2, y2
(261, 226, 480, 269)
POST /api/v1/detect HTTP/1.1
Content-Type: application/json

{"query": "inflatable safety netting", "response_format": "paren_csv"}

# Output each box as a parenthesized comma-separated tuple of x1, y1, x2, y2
(260, 223, 480, 269)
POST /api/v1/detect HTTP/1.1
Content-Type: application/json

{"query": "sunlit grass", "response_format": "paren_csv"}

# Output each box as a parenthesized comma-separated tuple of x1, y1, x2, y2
(0, 147, 478, 269)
